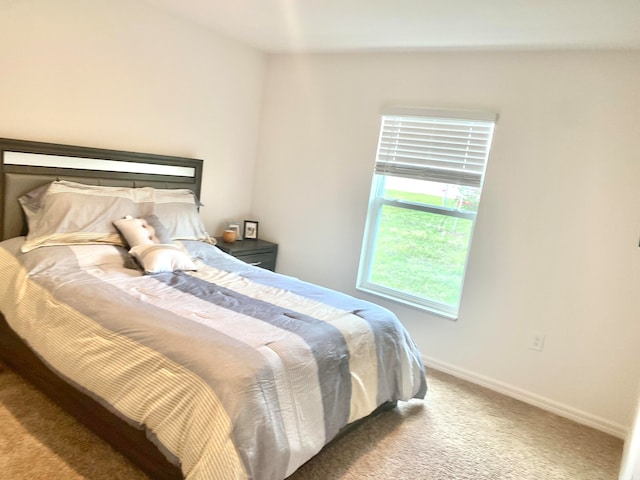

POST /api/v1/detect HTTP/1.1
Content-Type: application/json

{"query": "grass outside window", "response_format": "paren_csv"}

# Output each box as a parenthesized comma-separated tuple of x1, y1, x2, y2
(358, 179, 480, 318)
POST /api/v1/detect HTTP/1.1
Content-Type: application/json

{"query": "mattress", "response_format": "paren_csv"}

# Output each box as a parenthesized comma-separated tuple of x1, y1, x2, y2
(0, 237, 427, 480)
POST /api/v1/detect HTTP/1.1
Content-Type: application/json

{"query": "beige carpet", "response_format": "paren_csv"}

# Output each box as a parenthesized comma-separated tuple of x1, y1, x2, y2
(0, 365, 622, 479)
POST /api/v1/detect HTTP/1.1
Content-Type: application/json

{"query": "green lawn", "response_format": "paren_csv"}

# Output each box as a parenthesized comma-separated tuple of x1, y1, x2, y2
(369, 189, 474, 307)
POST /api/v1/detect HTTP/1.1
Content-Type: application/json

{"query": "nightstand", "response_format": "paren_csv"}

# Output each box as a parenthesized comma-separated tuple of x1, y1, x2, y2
(215, 238, 278, 271)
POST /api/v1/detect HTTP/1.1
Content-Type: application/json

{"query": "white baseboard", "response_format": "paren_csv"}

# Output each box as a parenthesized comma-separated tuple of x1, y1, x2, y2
(422, 355, 628, 440)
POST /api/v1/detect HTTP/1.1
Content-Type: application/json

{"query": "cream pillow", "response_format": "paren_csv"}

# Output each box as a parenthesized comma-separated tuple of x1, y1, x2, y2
(113, 215, 172, 247)
(128, 244, 198, 274)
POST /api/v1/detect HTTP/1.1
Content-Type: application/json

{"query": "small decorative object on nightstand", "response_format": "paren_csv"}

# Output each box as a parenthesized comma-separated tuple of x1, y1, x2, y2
(227, 222, 242, 240)
(222, 229, 237, 243)
(215, 237, 278, 271)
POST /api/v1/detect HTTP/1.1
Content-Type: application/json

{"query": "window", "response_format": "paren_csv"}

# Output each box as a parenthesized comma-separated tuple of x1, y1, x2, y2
(357, 108, 496, 319)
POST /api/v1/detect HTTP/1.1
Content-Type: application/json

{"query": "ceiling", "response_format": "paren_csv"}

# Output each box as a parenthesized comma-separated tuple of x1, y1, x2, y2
(143, 0, 640, 53)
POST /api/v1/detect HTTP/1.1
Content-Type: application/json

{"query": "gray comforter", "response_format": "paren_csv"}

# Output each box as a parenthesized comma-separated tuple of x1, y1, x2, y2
(0, 237, 427, 479)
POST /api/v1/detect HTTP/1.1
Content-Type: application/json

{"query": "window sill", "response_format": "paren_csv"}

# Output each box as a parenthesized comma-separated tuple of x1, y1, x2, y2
(356, 285, 459, 321)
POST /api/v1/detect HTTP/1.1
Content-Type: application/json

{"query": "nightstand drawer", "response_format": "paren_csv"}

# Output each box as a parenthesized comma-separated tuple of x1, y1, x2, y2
(235, 252, 276, 271)
(215, 238, 278, 271)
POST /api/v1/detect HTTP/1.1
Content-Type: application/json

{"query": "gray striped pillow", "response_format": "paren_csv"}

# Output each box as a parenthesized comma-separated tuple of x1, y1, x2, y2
(19, 181, 208, 252)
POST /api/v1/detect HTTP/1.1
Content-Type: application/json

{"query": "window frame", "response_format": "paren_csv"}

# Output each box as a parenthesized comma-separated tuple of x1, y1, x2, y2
(357, 108, 496, 319)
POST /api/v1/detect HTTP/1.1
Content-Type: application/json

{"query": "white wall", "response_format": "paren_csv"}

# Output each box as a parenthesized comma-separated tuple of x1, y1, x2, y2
(253, 51, 640, 435)
(0, 0, 265, 235)
(2, 0, 639, 439)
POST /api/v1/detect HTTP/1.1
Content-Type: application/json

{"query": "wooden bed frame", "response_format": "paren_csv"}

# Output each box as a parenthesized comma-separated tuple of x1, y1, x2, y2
(0, 137, 396, 479)
(0, 137, 202, 479)
(0, 312, 183, 479)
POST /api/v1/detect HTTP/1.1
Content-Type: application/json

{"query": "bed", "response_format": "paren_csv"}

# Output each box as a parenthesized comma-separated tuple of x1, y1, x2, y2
(0, 138, 427, 480)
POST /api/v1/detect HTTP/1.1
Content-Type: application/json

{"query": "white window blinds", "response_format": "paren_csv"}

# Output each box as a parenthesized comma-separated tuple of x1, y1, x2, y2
(375, 109, 497, 187)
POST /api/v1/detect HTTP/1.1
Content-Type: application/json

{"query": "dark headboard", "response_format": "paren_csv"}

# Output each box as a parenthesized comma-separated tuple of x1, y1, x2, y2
(0, 138, 203, 241)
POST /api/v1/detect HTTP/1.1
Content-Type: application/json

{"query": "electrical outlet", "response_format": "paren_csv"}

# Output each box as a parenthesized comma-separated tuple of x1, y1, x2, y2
(530, 333, 546, 352)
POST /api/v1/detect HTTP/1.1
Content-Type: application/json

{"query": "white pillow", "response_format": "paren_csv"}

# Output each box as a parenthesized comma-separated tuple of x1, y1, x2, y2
(129, 244, 198, 274)
(113, 215, 172, 247)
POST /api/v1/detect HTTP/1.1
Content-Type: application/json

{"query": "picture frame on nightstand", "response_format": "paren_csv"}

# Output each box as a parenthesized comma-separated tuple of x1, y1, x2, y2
(228, 222, 242, 240)
(243, 220, 259, 240)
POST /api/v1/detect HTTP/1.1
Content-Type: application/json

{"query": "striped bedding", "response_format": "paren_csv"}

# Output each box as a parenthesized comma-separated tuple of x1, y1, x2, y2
(0, 237, 427, 480)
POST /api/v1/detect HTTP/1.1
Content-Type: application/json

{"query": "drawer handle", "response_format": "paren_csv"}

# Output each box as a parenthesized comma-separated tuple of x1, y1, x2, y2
(249, 261, 262, 266)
